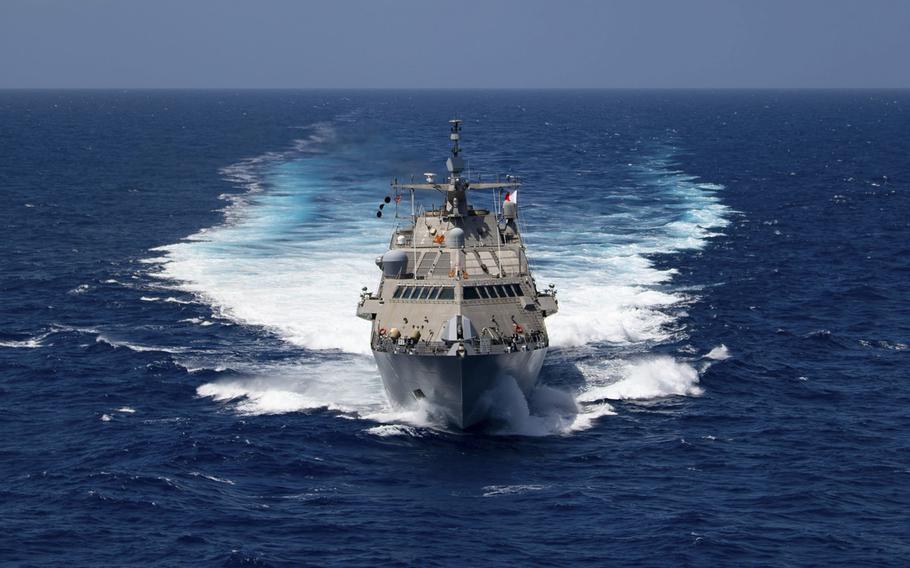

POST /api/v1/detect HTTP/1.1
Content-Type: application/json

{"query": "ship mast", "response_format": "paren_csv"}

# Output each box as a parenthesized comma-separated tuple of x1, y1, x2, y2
(390, 119, 519, 220)
(445, 119, 467, 217)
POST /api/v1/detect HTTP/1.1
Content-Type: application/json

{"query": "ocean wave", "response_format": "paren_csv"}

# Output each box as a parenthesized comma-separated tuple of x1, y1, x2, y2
(188, 471, 236, 485)
(68, 284, 91, 295)
(95, 335, 187, 354)
(482, 484, 547, 497)
(195, 356, 384, 417)
(0, 325, 101, 349)
(178, 317, 215, 326)
(365, 424, 426, 438)
(577, 355, 704, 402)
(704, 344, 731, 360)
(0, 333, 49, 349)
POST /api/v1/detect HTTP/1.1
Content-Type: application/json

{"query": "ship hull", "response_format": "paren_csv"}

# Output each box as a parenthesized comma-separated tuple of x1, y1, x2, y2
(373, 348, 547, 429)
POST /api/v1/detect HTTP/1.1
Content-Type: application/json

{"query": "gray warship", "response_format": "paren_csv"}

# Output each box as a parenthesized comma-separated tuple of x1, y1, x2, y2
(357, 120, 558, 429)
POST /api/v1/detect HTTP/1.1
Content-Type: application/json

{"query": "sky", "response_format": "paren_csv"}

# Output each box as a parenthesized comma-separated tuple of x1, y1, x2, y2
(1, 0, 908, 89)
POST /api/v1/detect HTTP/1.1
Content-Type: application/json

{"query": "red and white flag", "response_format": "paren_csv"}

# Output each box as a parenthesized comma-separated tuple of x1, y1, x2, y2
(504, 191, 518, 204)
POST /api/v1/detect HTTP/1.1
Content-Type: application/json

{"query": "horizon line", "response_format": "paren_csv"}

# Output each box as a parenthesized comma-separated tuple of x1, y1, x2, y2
(1, 86, 909, 92)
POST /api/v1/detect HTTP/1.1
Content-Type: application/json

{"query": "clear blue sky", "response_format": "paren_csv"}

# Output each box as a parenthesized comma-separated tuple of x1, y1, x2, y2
(1, 0, 908, 88)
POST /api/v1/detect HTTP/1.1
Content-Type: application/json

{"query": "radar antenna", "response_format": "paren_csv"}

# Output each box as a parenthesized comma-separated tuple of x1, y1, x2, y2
(449, 119, 462, 157)
(446, 119, 465, 180)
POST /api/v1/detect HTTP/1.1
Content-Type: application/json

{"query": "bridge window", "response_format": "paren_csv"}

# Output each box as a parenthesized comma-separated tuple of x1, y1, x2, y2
(459, 284, 525, 301)
(392, 286, 455, 300)
(396, 286, 461, 300)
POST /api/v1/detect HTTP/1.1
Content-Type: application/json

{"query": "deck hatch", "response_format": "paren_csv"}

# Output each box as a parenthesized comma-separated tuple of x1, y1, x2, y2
(416, 252, 436, 278)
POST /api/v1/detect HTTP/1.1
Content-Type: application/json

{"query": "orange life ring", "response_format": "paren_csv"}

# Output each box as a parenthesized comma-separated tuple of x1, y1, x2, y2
(379, 327, 387, 336)
(448, 269, 455, 278)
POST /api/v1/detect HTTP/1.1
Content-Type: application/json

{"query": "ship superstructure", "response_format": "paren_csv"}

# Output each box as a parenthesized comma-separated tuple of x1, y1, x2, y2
(357, 120, 558, 428)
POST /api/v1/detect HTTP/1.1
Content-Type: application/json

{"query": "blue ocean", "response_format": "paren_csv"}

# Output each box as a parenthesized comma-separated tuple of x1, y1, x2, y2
(1, 90, 908, 566)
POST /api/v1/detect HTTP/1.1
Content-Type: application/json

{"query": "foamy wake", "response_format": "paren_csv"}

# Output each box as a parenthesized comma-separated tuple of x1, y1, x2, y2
(151, 129, 731, 436)
(478, 379, 616, 436)
(150, 124, 380, 355)
(577, 355, 704, 402)
(534, 163, 731, 349)
(0, 336, 47, 349)
(194, 366, 617, 436)
(192, 347, 726, 436)
(194, 356, 387, 416)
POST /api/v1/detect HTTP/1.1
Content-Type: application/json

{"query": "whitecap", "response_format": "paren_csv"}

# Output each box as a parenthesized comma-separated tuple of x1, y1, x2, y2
(704, 344, 731, 360)
(189, 471, 236, 485)
(482, 484, 546, 497)
(365, 424, 424, 438)
(195, 357, 383, 417)
(95, 335, 186, 354)
(577, 355, 703, 401)
(0, 337, 45, 349)
(68, 284, 91, 295)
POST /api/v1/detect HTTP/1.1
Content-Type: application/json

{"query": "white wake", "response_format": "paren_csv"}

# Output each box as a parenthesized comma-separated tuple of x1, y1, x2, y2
(149, 130, 731, 435)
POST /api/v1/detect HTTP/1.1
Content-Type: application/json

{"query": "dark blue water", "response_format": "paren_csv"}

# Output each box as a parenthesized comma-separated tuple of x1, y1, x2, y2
(1, 90, 908, 566)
